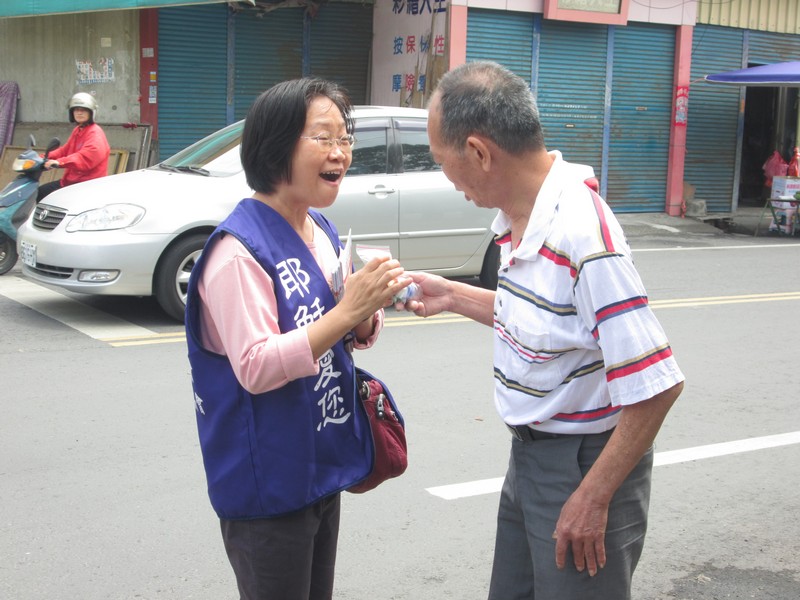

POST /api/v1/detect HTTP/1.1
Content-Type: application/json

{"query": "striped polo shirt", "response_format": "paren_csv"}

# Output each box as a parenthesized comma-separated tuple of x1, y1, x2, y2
(492, 151, 684, 434)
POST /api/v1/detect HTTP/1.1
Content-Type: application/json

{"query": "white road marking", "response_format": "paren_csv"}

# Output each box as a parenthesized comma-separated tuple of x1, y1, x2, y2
(647, 224, 681, 233)
(427, 477, 504, 501)
(0, 275, 156, 340)
(426, 431, 800, 500)
(652, 430, 800, 466)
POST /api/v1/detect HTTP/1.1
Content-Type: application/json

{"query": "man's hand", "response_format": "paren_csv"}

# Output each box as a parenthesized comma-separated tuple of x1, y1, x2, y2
(394, 271, 452, 317)
(551, 382, 682, 576)
(553, 489, 609, 576)
(44, 159, 60, 170)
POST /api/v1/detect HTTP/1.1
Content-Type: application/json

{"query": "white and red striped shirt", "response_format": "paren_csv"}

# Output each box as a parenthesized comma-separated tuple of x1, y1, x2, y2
(492, 152, 684, 434)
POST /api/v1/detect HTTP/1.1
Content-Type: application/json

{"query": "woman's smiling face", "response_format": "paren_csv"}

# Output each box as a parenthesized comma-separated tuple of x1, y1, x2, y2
(284, 96, 352, 210)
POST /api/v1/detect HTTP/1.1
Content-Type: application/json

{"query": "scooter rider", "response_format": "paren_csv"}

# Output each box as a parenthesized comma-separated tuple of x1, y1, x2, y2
(37, 92, 110, 202)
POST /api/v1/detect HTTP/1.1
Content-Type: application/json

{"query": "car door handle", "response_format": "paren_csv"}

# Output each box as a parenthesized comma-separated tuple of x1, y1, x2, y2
(367, 186, 397, 195)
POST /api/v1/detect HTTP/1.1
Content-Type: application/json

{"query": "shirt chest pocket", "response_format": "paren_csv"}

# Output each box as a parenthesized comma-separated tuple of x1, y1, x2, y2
(495, 321, 569, 392)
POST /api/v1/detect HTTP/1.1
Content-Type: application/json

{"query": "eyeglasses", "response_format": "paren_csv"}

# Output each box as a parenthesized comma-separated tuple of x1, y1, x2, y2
(300, 133, 356, 151)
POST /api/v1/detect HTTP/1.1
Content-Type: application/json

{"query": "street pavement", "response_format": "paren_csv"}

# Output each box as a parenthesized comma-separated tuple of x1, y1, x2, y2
(617, 205, 766, 240)
(2, 203, 800, 600)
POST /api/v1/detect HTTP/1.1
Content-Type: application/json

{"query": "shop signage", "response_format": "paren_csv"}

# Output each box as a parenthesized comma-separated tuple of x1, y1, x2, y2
(543, 0, 629, 25)
(558, 0, 621, 13)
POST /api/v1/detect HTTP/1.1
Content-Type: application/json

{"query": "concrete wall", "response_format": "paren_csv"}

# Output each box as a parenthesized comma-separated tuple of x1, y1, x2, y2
(0, 11, 140, 124)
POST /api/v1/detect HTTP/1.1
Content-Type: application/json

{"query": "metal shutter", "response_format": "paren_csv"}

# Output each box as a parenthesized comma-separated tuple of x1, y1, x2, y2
(685, 25, 744, 212)
(606, 23, 675, 212)
(158, 4, 229, 159)
(749, 30, 800, 64)
(234, 8, 304, 120)
(309, 3, 373, 104)
(466, 8, 534, 83)
(536, 20, 607, 177)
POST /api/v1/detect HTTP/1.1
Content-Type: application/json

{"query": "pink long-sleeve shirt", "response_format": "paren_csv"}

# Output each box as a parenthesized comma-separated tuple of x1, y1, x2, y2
(197, 223, 383, 395)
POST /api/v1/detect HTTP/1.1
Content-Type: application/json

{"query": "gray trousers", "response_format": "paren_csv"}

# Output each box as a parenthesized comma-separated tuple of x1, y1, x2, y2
(488, 430, 653, 600)
(220, 493, 341, 600)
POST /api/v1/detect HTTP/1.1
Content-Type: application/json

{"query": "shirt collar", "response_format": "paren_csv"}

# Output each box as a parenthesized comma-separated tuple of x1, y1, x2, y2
(491, 150, 566, 262)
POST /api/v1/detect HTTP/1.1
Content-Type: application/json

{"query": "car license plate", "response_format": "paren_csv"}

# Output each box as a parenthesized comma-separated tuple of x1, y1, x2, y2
(20, 241, 36, 267)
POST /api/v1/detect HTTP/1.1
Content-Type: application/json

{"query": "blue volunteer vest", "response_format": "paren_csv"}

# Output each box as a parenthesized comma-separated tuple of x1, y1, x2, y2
(185, 198, 373, 519)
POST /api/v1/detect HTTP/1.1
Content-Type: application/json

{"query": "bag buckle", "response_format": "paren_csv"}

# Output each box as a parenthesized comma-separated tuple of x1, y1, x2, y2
(376, 394, 386, 419)
(359, 379, 370, 401)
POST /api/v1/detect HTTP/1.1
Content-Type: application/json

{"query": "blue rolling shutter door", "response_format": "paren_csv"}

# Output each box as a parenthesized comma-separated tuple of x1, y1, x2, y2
(685, 25, 743, 212)
(309, 4, 373, 104)
(466, 9, 534, 83)
(234, 4, 373, 121)
(158, 5, 229, 159)
(607, 24, 675, 212)
(749, 31, 800, 63)
(234, 9, 304, 121)
(537, 20, 606, 177)
(466, 13, 606, 178)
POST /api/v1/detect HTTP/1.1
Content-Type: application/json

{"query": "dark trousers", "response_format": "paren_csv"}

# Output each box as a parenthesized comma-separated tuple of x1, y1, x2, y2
(220, 494, 341, 600)
(488, 430, 653, 600)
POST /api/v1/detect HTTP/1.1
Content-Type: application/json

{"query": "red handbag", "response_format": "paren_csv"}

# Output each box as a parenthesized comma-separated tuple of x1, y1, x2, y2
(348, 368, 408, 494)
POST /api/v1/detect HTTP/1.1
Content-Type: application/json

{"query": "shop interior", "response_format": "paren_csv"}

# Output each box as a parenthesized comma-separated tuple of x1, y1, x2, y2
(739, 84, 800, 206)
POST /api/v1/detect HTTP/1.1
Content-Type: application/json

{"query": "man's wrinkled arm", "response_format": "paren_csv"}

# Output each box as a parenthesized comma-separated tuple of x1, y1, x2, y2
(554, 381, 683, 575)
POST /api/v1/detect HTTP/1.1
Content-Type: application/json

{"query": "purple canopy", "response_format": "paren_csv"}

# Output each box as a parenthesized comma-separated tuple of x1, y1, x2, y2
(705, 62, 800, 86)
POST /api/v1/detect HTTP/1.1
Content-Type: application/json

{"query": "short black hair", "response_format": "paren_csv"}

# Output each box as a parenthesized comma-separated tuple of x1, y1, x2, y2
(240, 77, 354, 194)
(432, 61, 545, 155)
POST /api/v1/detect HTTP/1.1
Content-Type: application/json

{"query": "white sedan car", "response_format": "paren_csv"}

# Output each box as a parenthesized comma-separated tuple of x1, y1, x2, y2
(18, 107, 500, 321)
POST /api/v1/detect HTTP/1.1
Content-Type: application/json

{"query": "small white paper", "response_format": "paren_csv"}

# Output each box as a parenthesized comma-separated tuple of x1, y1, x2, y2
(332, 229, 352, 303)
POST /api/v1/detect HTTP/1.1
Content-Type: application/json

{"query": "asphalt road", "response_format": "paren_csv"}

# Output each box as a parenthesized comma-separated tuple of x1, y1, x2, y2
(1, 224, 799, 600)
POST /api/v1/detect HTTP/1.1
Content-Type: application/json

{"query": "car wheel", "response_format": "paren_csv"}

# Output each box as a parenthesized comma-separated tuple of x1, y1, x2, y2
(479, 241, 500, 290)
(154, 233, 207, 322)
(0, 235, 18, 276)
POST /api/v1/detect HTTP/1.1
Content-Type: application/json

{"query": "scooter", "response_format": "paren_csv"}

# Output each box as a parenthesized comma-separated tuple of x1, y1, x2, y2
(0, 136, 60, 275)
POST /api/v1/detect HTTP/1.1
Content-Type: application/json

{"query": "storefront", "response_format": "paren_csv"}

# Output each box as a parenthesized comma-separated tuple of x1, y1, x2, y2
(5, 0, 800, 215)
(157, 2, 374, 158)
(687, 25, 800, 212)
(464, 8, 677, 213)
(0, 1, 375, 161)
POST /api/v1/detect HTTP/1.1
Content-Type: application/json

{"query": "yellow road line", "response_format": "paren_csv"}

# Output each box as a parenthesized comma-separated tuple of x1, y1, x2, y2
(383, 313, 471, 326)
(650, 291, 800, 309)
(101, 291, 800, 346)
(102, 332, 187, 347)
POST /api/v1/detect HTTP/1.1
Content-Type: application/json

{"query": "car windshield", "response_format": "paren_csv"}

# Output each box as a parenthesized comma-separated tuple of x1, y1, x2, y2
(158, 121, 244, 176)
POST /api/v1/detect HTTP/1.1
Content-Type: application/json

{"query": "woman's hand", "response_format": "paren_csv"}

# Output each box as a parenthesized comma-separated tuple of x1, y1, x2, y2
(340, 256, 408, 325)
(307, 256, 405, 360)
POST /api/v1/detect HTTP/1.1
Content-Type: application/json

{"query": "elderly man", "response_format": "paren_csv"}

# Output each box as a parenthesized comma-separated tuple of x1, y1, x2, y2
(401, 61, 684, 600)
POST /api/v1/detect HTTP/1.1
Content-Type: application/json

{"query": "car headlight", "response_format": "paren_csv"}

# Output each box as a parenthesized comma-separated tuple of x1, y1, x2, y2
(65, 204, 146, 232)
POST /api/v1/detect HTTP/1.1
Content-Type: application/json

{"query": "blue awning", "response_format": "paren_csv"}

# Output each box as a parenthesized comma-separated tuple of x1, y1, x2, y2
(0, 1, 231, 18)
(705, 61, 800, 87)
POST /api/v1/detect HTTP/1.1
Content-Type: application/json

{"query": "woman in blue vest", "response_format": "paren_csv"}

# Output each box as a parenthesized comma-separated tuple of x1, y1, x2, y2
(185, 78, 410, 600)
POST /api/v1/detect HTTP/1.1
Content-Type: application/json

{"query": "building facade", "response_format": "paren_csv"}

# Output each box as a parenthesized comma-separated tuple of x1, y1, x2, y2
(2, 0, 800, 214)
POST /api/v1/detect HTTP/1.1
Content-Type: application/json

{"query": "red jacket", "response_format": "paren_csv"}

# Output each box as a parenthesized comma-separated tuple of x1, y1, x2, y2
(48, 122, 110, 187)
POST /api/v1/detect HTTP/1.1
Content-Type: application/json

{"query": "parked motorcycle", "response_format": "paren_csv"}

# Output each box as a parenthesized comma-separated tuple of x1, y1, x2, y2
(0, 136, 60, 275)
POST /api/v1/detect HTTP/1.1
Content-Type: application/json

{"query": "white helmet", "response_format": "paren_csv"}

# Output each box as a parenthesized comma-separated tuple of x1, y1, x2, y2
(68, 92, 98, 123)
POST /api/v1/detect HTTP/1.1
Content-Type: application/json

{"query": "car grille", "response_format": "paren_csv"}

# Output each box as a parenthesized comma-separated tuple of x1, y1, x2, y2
(27, 262, 74, 280)
(33, 204, 67, 231)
